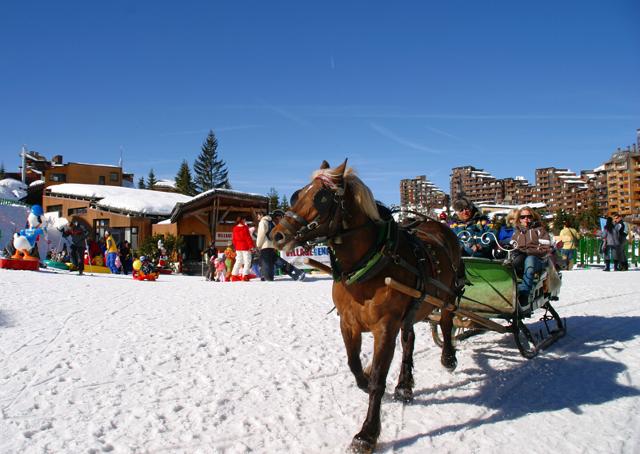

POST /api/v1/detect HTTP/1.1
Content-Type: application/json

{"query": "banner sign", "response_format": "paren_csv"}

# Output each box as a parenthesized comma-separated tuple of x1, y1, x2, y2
(215, 231, 232, 248)
(279, 244, 331, 269)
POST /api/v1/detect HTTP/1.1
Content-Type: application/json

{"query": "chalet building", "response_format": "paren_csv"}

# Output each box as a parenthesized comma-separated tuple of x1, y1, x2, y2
(399, 175, 447, 219)
(43, 184, 191, 249)
(155, 188, 269, 266)
(43, 158, 123, 188)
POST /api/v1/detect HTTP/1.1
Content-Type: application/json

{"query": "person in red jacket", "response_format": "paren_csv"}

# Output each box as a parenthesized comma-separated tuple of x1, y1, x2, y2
(231, 216, 255, 281)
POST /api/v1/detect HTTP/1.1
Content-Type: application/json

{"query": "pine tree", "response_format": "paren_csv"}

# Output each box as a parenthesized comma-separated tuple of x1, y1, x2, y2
(138, 177, 146, 189)
(267, 187, 279, 212)
(0, 162, 5, 179)
(280, 194, 290, 211)
(193, 130, 231, 193)
(175, 160, 196, 196)
(147, 169, 158, 189)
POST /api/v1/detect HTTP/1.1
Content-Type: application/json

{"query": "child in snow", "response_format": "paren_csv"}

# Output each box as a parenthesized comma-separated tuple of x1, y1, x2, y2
(214, 257, 226, 282)
(223, 242, 236, 280)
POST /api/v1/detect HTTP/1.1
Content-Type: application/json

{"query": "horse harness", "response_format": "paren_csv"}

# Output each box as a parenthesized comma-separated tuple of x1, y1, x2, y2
(283, 175, 463, 331)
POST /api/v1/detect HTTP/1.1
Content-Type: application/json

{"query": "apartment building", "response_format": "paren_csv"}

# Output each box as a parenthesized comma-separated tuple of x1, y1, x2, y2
(604, 145, 640, 222)
(502, 176, 534, 205)
(450, 166, 504, 204)
(399, 175, 447, 217)
(534, 167, 590, 213)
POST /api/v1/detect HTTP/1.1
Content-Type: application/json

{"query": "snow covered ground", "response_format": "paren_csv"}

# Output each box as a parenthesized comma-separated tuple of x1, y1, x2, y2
(0, 268, 639, 453)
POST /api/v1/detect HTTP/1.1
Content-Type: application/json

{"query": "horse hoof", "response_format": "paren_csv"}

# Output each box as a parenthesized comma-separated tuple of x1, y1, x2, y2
(349, 434, 376, 454)
(441, 355, 458, 371)
(393, 386, 413, 403)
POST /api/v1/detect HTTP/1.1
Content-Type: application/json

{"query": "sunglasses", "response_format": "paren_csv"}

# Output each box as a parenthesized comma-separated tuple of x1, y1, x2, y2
(519, 214, 533, 220)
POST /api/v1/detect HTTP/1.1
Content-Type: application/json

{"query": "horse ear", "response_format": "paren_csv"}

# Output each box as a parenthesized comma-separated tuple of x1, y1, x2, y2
(334, 159, 348, 178)
(320, 160, 330, 169)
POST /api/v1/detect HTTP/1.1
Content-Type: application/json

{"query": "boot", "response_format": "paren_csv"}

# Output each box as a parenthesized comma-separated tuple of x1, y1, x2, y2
(614, 260, 620, 271)
(603, 260, 610, 271)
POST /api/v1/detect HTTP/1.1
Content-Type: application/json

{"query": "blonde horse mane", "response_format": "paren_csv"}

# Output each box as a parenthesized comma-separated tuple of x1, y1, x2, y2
(311, 166, 381, 222)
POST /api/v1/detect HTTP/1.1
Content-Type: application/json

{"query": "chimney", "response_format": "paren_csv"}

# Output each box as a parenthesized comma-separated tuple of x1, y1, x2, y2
(52, 155, 63, 165)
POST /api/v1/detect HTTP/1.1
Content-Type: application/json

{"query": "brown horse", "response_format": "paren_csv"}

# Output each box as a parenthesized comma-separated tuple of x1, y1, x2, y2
(271, 160, 463, 453)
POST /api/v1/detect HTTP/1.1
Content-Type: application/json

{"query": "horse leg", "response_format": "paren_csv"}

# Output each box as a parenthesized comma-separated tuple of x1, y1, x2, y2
(440, 308, 458, 370)
(351, 322, 399, 453)
(394, 325, 415, 402)
(340, 320, 369, 392)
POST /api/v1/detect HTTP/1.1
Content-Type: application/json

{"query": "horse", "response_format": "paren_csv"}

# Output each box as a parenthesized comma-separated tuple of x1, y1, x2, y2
(271, 160, 464, 453)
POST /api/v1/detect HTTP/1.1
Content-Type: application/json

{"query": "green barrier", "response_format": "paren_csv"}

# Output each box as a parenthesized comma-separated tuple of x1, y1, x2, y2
(0, 198, 30, 207)
(577, 237, 639, 268)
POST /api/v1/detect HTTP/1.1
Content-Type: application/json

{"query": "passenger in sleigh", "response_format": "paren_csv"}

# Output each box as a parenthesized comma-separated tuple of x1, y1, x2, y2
(510, 206, 552, 305)
(450, 196, 496, 259)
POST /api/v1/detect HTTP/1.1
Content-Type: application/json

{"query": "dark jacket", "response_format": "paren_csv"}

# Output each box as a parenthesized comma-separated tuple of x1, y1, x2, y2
(62, 224, 88, 248)
(450, 213, 496, 258)
(511, 222, 551, 258)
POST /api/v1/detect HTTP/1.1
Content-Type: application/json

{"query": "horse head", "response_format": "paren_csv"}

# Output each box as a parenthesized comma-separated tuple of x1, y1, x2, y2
(271, 159, 350, 251)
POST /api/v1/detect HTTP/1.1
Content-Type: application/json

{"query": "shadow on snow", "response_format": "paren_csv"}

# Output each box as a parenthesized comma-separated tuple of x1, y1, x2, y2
(385, 315, 640, 450)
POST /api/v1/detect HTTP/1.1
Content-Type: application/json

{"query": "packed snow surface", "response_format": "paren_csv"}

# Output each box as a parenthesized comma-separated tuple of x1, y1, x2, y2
(0, 269, 639, 453)
(0, 179, 28, 201)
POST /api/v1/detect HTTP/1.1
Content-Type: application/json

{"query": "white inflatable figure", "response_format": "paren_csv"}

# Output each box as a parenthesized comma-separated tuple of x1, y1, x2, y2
(13, 205, 48, 260)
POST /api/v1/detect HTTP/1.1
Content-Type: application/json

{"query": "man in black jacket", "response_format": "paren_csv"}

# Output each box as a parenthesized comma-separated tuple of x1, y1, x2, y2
(61, 220, 88, 275)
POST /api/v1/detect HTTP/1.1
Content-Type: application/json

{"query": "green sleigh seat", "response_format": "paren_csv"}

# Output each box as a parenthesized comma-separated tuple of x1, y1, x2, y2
(459, 257, 518, 318)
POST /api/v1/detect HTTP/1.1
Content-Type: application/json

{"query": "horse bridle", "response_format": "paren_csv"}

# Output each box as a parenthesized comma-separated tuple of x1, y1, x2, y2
(280, 175, 347, 246)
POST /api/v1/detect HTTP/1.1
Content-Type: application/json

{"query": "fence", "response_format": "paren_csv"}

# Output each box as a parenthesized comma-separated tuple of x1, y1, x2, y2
(0, 198, 31, 208)
(577, 237, 639, 268)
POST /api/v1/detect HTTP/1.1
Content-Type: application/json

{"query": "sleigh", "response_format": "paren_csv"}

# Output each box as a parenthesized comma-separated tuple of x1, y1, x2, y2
(425, 256, 565, 358)
(306, 253, 565, 359)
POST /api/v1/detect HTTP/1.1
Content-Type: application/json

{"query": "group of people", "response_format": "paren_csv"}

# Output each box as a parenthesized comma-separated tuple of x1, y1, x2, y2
(448, 197, 551, 304)
(57, 221, 133, 276)
(447, 196, 631, 305)
(203, 210, 306, 283)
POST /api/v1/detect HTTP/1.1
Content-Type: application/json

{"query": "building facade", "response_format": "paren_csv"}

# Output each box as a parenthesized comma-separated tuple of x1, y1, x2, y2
(603, 145, 640, 222)
(399, 175, 447, 218)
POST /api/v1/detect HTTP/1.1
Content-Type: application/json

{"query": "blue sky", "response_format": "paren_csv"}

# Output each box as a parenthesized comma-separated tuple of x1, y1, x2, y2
(1, 1, 638, 205)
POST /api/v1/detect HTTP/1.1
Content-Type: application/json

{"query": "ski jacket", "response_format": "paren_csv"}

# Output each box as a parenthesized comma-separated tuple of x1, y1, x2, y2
(601, 227, 620, 247)
(106, 235, 118, 253)
(256, 216, 276, 250)
(558, 227, 580, 250)
(450, 213, 496, 258)
(63, 225, 88, 248)
(511, 223, 551, 258)
(232, 222, 254, 251)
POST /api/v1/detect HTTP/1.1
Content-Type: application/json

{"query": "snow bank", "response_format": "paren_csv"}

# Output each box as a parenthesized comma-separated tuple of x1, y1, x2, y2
(0, 178, 28, 201)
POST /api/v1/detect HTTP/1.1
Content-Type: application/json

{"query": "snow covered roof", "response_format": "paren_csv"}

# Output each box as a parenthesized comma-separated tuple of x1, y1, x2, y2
(29, 179, 45, 187)
(47, 183, 192, 217)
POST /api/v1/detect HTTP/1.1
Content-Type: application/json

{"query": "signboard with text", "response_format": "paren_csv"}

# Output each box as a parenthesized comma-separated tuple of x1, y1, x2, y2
(278, 244, 331, 269)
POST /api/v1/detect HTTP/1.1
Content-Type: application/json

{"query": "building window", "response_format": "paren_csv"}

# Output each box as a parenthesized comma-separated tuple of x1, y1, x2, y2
(110, 172, 119, 182)
(50, 173, 66, 182)
(68, 207, 87, 216)
(98, 176, 106, 185)
(124, 227, 139, 250)
(46, 205, 62, 215)
(94, 219, 109, 240)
